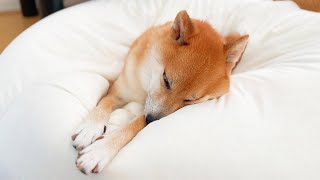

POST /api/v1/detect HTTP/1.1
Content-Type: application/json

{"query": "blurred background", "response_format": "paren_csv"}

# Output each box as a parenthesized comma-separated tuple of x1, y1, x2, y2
(0, 0, 319, 53)
(0, 0, 89, 52)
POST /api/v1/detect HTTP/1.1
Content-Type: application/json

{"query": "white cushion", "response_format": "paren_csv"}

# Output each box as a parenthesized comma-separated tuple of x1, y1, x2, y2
(1, 0, 320, 179)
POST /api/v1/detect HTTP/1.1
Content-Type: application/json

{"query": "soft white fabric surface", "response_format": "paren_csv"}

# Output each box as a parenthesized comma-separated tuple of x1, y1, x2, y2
(1, 0, 320, 179)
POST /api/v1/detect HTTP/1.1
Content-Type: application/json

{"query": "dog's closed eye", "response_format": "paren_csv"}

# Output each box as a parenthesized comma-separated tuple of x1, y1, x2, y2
(163, 71, 171, 90)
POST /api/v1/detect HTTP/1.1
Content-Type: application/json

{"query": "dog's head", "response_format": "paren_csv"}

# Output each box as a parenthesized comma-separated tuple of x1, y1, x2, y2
(144, 10, 249, 124)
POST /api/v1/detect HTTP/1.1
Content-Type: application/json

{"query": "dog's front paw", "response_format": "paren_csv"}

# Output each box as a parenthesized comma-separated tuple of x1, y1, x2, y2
(76, 135, 116, 174)
(72, 121, 106, 151)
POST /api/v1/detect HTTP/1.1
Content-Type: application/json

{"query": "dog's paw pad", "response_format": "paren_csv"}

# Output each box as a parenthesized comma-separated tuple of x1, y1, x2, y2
(72, 121, 106, 150)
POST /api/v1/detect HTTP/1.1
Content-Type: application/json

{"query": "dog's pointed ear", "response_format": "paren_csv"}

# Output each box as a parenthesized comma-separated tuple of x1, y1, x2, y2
(224, 34, 249, 75)
(171, 10, 194, 45)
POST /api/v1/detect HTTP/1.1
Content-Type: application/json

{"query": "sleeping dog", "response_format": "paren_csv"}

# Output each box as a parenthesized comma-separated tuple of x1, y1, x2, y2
(72, 10, 249, 174)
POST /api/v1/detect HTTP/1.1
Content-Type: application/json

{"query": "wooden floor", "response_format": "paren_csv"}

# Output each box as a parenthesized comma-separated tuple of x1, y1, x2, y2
(0, 11, 39, 53)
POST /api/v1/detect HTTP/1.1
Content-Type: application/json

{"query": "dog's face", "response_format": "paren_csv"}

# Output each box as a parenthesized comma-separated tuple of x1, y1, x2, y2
(144, 11, 249, 124)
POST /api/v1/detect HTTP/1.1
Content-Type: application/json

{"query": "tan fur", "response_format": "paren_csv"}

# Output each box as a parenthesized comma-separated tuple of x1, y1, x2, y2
(150, 19, 229, 115)
(295, 0, 320, 12)
(110, 116, 146, 148)
(103, 116, 146, 155)
(73, 10, 249, 174)
(275, 0, 320, 12)
(86, 106, 110, 123)
(140, 12, 248, 117)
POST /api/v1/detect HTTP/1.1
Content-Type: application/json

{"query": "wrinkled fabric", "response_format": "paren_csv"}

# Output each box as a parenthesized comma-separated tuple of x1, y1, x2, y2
(1, 0, 320, 179)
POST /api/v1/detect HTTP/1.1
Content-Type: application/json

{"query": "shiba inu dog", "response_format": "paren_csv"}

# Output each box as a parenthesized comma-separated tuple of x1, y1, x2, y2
(72, 10, 249, 174)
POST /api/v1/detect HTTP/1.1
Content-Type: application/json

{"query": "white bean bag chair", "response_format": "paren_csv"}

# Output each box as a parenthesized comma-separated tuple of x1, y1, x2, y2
(1, 0, 320, 179)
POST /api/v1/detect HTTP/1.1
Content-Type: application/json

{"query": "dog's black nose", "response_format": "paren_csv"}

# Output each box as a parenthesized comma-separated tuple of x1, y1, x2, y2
(146, 114, 157, 124)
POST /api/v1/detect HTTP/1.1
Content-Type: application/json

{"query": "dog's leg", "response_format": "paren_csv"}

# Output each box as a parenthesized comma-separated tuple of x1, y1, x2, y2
(76, 104, 146, 174)
(72, 77, 130, 150)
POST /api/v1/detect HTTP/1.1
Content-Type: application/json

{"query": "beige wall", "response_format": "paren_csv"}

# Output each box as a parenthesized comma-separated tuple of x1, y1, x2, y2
(0, 0, 20, 12)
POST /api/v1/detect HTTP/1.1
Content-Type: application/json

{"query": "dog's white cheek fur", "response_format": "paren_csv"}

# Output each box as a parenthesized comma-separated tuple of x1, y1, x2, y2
(140, 46, 164, 116)
(119, 54, 146, 103)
